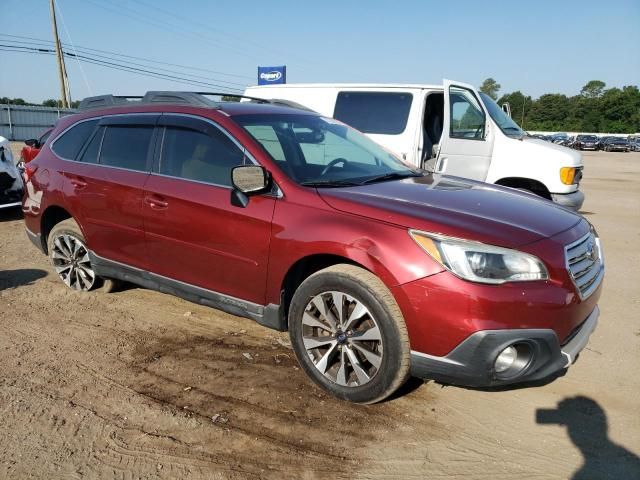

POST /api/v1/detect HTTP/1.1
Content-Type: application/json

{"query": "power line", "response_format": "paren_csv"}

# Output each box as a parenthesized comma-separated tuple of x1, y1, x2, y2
(0, 33, 254, 81)
(130, 0, 309, 66)
(0, 44, 245, 93)
(0, 38, 250, 89)
(82, 0, 266, 64)
(56, 0, 93, 95)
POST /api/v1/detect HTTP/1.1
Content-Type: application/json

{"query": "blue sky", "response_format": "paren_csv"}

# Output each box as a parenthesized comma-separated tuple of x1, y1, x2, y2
(1, 0, 638, 103)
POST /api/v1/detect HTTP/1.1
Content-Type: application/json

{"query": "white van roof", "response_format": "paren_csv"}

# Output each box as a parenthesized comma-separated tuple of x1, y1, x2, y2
(246, 83, 442, 90)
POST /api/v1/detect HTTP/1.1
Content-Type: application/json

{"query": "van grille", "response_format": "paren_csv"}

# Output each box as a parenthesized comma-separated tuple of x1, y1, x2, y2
(565, 232, 604, 300)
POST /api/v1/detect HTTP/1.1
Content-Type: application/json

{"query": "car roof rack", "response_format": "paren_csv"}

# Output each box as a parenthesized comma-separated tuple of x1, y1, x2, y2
(77, 91, 272, 111)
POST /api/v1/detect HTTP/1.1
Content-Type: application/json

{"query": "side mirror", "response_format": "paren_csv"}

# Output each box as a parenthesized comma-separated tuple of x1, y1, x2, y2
(24, 139, 38, 147)
(230, 165, 271, 208)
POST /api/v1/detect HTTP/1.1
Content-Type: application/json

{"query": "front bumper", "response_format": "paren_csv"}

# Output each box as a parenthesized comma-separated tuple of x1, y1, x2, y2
(410, 306, 599, 387)
(551, 189, 584, 211)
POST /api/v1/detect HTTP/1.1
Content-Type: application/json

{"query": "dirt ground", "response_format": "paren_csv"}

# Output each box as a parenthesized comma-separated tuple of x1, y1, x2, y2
(1, 146, 639, 480)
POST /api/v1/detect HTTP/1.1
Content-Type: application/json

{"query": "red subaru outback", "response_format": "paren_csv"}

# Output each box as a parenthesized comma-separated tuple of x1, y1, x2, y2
(22, 92, 603, 403)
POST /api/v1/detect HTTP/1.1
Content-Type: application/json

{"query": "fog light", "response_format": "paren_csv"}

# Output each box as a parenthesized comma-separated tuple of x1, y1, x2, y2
(494, 345, 518, 373)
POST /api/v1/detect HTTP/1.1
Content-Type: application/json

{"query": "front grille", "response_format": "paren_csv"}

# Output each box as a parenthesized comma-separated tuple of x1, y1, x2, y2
(565, 232, 604, 299)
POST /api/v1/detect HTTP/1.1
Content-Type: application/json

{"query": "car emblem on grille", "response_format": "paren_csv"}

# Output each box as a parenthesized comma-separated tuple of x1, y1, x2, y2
(586, 241, 597, 262)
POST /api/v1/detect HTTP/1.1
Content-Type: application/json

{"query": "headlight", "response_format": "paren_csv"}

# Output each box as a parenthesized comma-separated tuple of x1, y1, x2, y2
(409, 230, 549, 284)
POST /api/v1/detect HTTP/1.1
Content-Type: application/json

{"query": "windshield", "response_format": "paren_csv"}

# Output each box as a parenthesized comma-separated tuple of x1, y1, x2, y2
(234, 113, 420, 186)
(478, 92, 526, 138)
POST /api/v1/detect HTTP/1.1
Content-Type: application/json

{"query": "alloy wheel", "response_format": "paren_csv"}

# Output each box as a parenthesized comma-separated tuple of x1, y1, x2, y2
(302, 291, 383, 387)
(51, 233, 96, 291)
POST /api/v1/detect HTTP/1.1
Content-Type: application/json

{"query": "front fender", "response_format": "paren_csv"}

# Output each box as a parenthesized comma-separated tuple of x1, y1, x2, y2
(265, 195, 444, 305)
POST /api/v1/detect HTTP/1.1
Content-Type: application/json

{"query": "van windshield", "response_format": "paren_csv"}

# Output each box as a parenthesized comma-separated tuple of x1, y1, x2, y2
(235, 113, 421, 187)
(479, 92, 526, 138)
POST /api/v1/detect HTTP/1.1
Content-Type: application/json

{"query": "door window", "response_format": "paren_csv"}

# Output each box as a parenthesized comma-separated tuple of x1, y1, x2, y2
(334, 92, 413, 134)
(78, 127, 104, 164)
(39, 130, 52, 146)
(99, 126, 154, 171)
(159, 126, 244, 186)
(51, 119, 99, 160)
(449, 87, 485, 140)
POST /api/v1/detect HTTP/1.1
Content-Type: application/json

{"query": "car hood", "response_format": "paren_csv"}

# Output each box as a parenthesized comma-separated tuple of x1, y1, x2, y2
(318, 175, 583, 248)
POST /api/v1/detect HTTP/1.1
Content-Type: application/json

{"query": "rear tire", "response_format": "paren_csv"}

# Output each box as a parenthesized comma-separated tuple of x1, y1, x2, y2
(288, 264, 411, 404)
(47, 218, 119, 292)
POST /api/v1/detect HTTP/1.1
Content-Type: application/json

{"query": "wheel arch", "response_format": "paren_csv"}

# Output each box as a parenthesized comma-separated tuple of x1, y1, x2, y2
(495, 177, 552, 200)
(278, 254, 367, 330)
(40, 205, 74, 254)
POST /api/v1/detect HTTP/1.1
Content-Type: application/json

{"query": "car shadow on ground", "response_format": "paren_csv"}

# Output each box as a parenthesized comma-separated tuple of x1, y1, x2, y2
(536, 396, 640, 479)
(0, 208, 23, 222)
(0, 269, 47, 291)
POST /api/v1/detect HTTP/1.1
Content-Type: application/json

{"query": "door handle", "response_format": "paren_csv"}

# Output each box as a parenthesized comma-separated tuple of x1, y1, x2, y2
(70, 177, 87, 190)
(145, 195, 168, 210)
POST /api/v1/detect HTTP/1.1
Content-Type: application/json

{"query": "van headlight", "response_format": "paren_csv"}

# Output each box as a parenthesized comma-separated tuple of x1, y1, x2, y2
(409, 230, 549, 284)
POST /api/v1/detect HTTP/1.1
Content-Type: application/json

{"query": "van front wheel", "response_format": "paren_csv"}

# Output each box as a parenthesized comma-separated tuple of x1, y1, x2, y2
(288, 264, 410, 404)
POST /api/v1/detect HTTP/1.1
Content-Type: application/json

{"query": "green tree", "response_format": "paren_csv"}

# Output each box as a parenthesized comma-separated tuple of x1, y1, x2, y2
(498, 91, 532, 128)
(42, 99, 60, 107)
(526, 94, 572, 131)
(479, 78, 501, 100)
(580, 80, 606, 99)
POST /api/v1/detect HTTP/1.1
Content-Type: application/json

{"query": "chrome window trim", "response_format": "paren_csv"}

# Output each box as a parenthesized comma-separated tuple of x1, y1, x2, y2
(50, 116, 101, 161)
(50, 111, 283, 196)
(50, 113, 160, 162)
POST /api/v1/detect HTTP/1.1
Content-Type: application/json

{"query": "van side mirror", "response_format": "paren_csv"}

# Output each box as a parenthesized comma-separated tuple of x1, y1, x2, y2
(24, 139, 38, 147)
(230, 165, 271, 208)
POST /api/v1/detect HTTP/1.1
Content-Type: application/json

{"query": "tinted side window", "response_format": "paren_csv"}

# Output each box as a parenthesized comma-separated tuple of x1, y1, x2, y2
(39, 130, 52, 145)
(160, 126, 244, 186)
(99, 126, 153, 171)
(51, 119, 99, 160)
(333, 92, 413, 134)
(78, 127, 104, 164)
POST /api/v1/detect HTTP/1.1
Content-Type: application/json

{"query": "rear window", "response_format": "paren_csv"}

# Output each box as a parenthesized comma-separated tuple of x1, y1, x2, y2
(333, 92, 412, 135)
(99, 126, 153, 171)
(51, 119, 99, 160)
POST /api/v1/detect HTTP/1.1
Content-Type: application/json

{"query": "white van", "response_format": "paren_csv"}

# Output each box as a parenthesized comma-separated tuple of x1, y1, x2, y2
(244, 80, 585, 210)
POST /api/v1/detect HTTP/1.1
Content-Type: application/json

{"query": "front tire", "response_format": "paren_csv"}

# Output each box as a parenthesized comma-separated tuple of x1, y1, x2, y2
(289, 264, 410, 404)
(48, 218, 118, 292)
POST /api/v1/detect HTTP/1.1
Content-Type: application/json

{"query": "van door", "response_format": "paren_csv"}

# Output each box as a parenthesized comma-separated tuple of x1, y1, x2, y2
(432, 79, 493, 181)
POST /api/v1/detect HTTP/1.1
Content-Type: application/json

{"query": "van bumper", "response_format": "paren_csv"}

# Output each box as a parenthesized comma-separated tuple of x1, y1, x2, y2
(551, 190, 584, 211)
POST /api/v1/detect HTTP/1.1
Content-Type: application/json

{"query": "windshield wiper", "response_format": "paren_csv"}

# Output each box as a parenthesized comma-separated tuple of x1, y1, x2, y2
(359, 171, 423, 185)
(299, 179, 362, 188)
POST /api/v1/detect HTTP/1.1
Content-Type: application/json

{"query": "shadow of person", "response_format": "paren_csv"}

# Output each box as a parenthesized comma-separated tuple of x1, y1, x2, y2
(537, 396, 640, 480)
(0, 268, 47, 291)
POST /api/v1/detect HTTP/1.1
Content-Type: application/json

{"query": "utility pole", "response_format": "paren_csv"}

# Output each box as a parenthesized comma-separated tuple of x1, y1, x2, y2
(50, 0, 71, 108)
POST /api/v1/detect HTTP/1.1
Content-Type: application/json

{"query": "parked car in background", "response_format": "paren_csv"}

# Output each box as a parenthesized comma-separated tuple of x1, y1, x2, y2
(20, 128, 53, 164)
(597, 136, 612, 150)
(22, 91, 603, 403)
(0, 135, 24, 210)
(245, 82, 585, 210)
(629, 138, 640, 152)
(550, 133, 570, 144)
(602, 137, 630, 152)
(574, 135, 599, 151)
